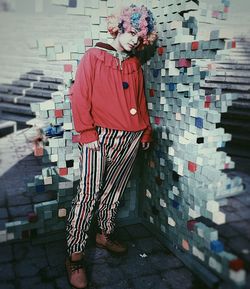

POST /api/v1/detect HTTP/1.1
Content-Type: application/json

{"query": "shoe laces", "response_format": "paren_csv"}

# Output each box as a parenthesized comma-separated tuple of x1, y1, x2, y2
(68, 259, 84, 273)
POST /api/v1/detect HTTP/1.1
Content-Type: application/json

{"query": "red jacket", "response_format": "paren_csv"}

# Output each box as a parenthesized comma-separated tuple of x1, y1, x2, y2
(70, 42, 152, 144)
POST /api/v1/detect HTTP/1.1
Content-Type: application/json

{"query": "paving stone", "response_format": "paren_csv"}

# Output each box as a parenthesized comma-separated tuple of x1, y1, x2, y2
(0, 244, 13, 263)
(0, 263, 15, 281)
(13, 241, 46, 261)
(131, 274, 170, 289)
(15, 256, 48, 278)
(225, 212, 242, 222)
(228, 236, 250, 254)
(85, 247, 109, 265)
(134, 237, 165, 254)
(19, 276, 42, 289)
(119, 253, 156, 279)
(99, 279, 133, 289)
(236, 193, 250, 206)
(7, 194, 31, 206)
(0, 283, 15, 289)
(9, 204, 33, 218)
(161, 268, 194, 289)
(0, 194, 6, 207)
(227, 198, 246, 209)
(32, 282, 55, 289)
(55, 275, 71, 289)
(89, 263, 125, 286)
(0, 207, 8, 219)
(217, 223, 239, 238)
(237, 207, 250, 220)
(40, 264, 66, 281)
(229, 221, 250, 239)
(125, 223, 152, 239)
(149, 252, 183, 271)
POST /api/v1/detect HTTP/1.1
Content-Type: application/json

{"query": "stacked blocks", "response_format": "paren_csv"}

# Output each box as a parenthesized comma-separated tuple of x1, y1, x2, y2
(140, 0, 245, 286)
(0, 0, 246, 286)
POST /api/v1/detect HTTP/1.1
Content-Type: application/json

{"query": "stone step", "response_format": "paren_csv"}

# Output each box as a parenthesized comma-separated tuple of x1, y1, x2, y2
(215, 70, 250, 78)
(0, 113, 32, 127)
(1, 84, 25, 95)
(20, 73, 41, 81)
(216, 63, 250, 70)
(237, 93, 250, 100)
(40, 76, 63, 84)
(12, 79, 34, 87)
(0, 119, 17, 137)
(33, 82, 62, 90)
(220, 119, 250, 134)
(0, 103, 34, 116)
(222, 108, 250, 121)
(0, 93, 46, 106)
(201, 82, 250, 92)
(232, 100, 250, 109)
(24, 88, 55, 98)
(206, 76, 250, 84)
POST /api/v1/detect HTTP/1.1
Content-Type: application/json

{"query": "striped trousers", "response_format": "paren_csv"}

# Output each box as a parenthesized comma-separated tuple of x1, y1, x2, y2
(66, 126, 143, 255)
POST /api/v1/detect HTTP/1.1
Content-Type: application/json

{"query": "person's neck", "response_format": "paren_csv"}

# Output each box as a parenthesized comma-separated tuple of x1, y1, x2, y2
(110, 38, 124, 52)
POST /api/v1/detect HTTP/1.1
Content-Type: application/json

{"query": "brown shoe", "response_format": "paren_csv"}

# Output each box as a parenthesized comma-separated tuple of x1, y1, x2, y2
(96, 232, 127, 254)
(65, 256, 88, 289)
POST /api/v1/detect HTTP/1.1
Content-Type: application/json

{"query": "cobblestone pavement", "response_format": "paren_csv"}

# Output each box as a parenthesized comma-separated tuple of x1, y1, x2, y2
(0, 128, 249, 289)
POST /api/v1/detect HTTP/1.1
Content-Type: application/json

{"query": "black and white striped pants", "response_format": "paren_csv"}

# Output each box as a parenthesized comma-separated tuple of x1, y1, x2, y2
(66, 126, 143, 255)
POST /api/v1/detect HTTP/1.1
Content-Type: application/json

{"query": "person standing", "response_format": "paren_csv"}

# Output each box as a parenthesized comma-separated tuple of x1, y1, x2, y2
(65, 4, 157, 289)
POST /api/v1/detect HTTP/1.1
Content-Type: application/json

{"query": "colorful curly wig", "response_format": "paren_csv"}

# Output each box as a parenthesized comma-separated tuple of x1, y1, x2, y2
(106, 4, 158, 47)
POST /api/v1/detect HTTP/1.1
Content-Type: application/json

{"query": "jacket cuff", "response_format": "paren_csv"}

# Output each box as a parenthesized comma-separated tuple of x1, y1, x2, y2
(141, 129, 152, 143)
(79, 129, 98, 144)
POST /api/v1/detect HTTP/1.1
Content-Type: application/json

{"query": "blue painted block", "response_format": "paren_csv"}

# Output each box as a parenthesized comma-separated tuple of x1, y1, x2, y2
(153, 69, 159, 78)
(172, 200, 180, 209)
(210, 240, 224, 252)
(169, 83, 175, 91)
(195, 117, 203, 128)
(68, 0, 77, 8)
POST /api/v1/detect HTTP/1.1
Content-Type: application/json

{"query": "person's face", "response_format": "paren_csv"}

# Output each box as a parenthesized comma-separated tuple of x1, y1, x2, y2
(117, 28, 141, 52)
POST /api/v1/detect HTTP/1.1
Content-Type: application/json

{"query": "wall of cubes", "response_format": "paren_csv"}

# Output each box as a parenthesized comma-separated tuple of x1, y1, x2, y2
(0, 0, 246, 286)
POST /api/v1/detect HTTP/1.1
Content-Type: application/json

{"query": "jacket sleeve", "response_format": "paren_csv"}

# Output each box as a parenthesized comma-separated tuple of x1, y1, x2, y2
(70, 50, 98, 144)
(138, 67, 153, 143)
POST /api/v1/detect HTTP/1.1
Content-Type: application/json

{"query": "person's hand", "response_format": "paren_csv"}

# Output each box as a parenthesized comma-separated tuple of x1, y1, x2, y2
(85, 140, 100, 151)
(141, 142, 150, 150)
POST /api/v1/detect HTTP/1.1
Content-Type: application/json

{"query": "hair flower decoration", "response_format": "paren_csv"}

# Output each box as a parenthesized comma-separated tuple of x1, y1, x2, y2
(106, 4, 158, 49)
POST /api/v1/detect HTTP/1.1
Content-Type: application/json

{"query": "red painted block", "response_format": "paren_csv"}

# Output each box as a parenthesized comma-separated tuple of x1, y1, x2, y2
(149, 88, 155, 97)
(64, 64, 72, 72)
(191, 41, 199, 50)
(229, 259, 244, 271)
(232, 40, 236, 48)
(224, 163, 229, 169)
(187, 220, 197, 231)
(206, 95, 211, 102)
(154, 116, 161, 125)
(188, 161, 197, 172)
(204, 102, 210, 108)
(157, 47, 164, 55)
(55, 109, 63, 118)
(72, 134, 80, 143)
(28, 212, 38, 223)
(224, 7, 229, 13)
(178, 58, 191, 68)
(59, 168, 68, 176)
(84, 38, 93, 46)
